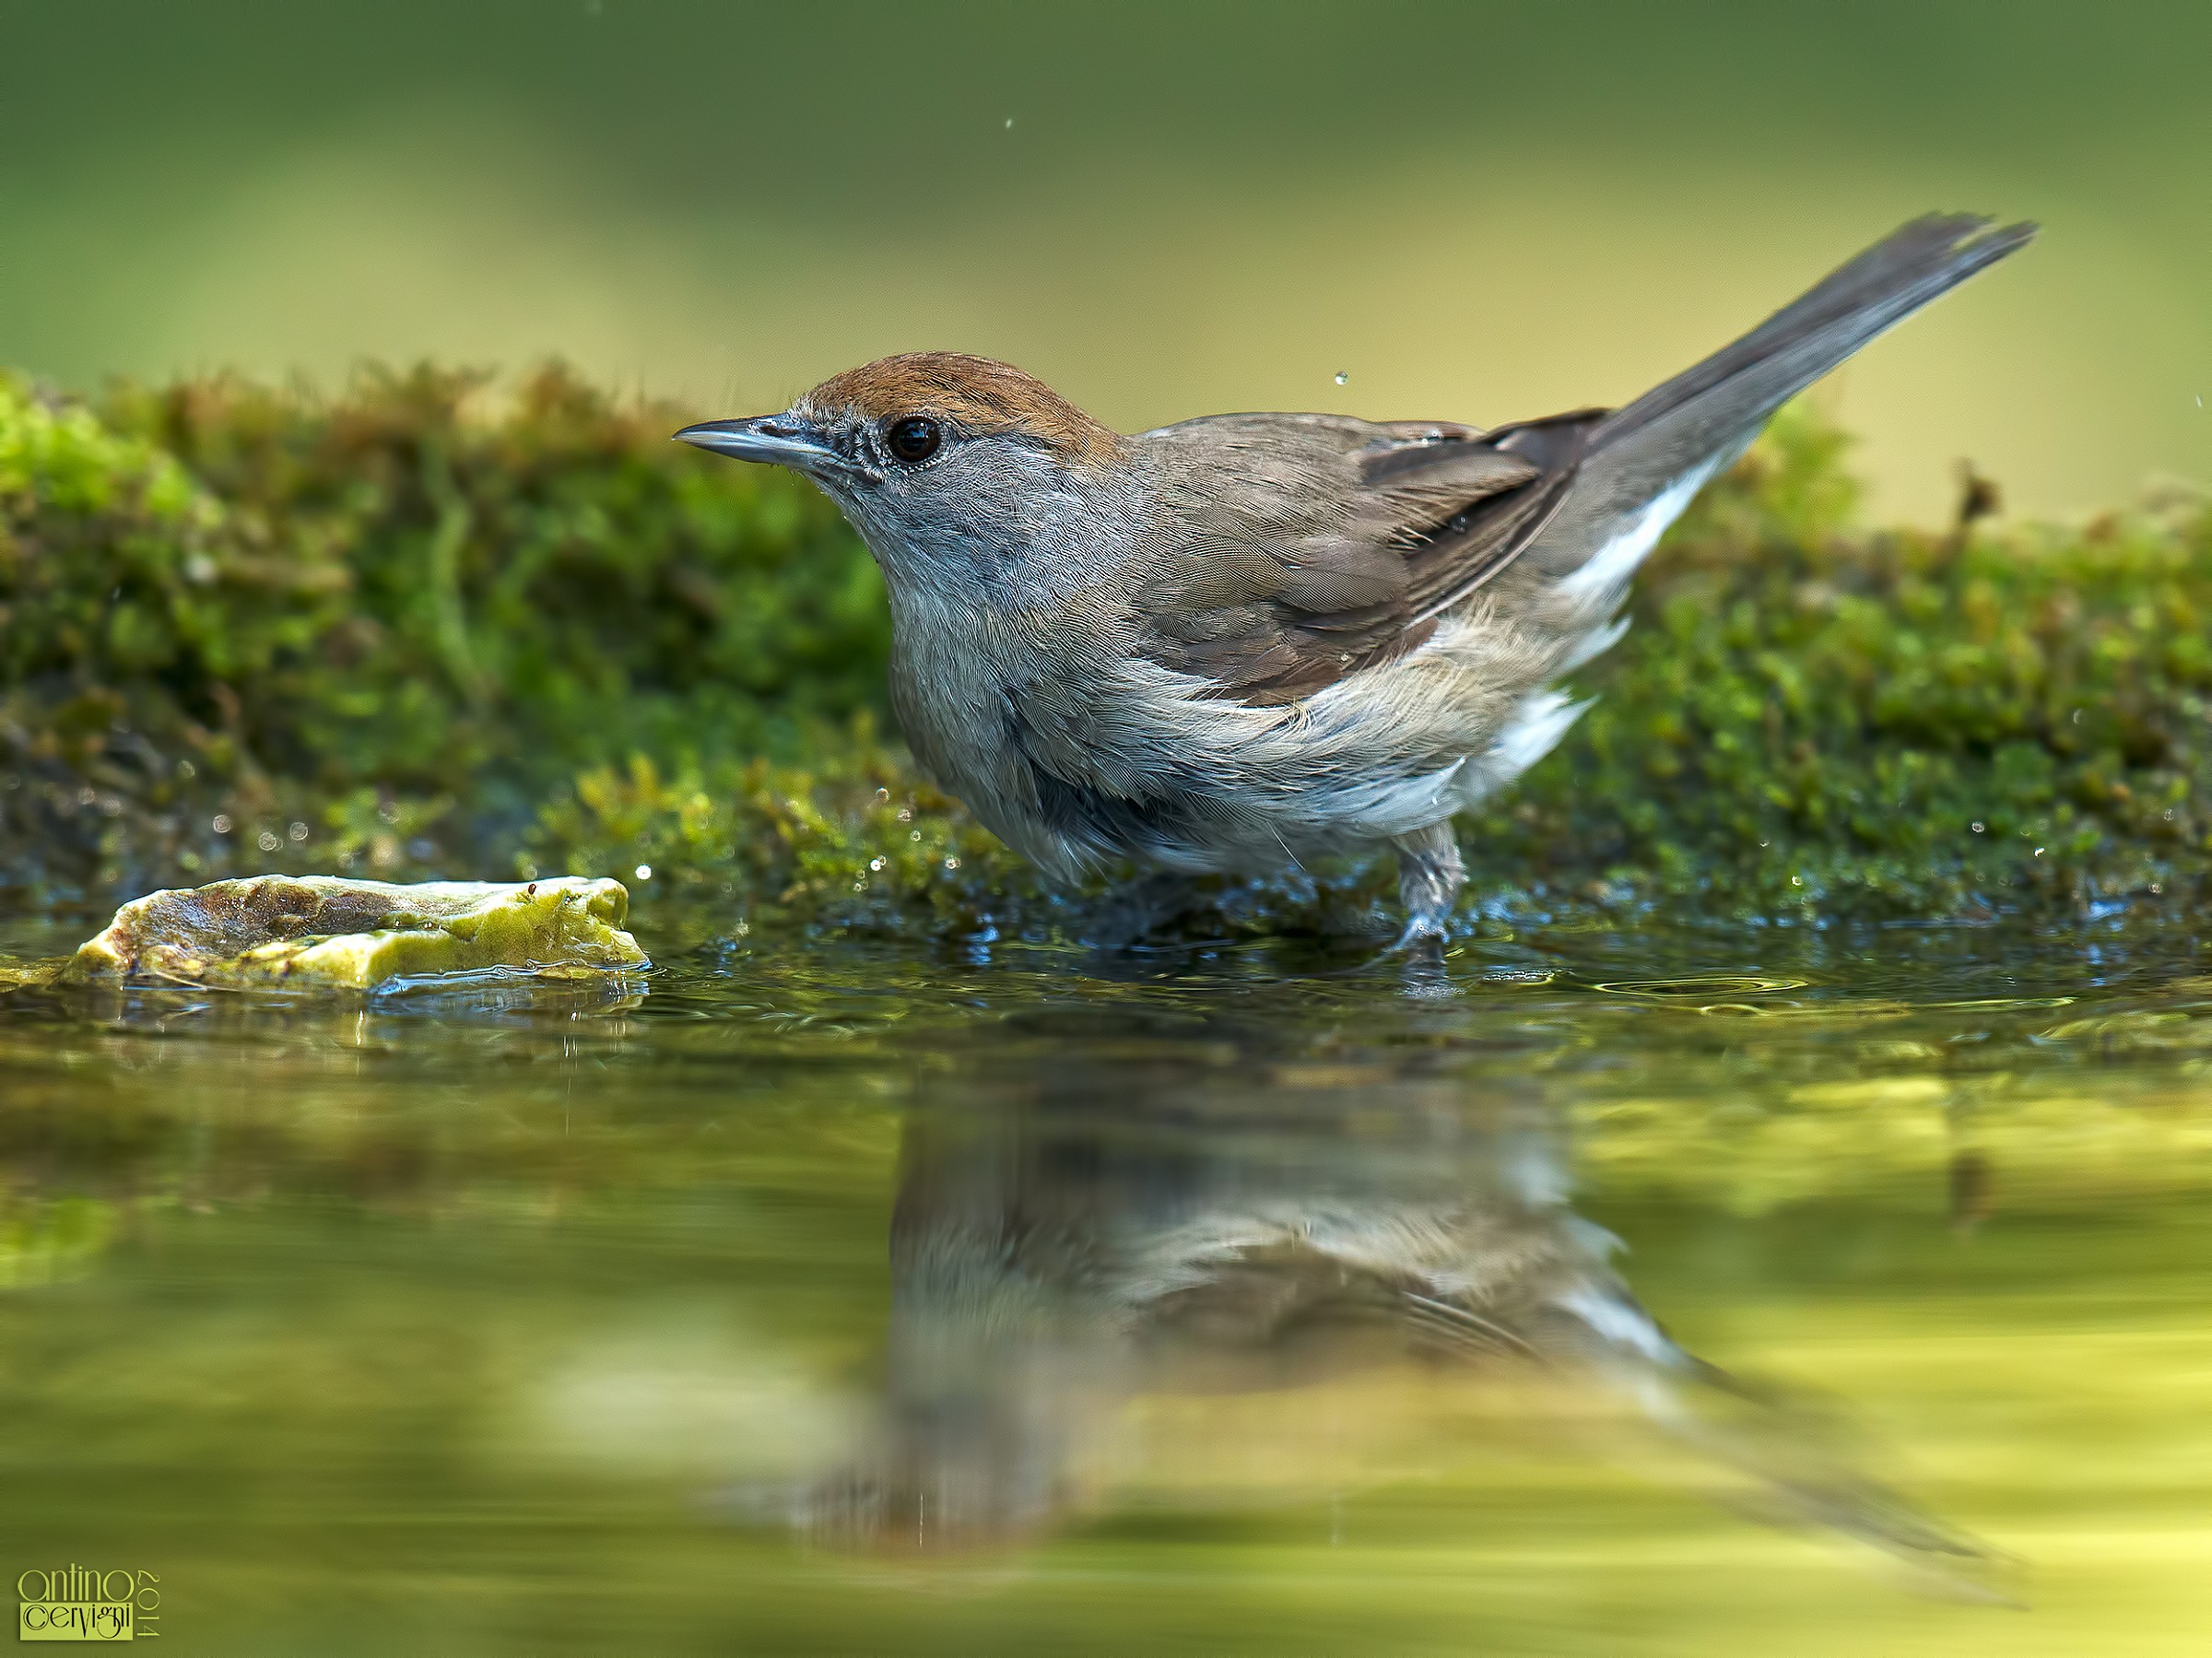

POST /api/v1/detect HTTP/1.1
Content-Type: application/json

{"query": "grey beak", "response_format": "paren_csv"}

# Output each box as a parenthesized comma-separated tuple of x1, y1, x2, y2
(673, 414, 846, 474)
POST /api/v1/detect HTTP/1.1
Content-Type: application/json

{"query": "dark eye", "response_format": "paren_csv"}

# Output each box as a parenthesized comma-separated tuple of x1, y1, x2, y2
(885, 417, 943, 464)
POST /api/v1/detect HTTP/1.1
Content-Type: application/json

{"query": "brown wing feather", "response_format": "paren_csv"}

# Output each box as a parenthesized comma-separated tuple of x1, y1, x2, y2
(1402, 411, 1601, 621)
(1134, 410, 1597, 705)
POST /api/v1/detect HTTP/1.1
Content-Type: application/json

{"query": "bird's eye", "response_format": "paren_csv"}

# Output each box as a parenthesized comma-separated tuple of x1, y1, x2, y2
(885, 417, 943, 464)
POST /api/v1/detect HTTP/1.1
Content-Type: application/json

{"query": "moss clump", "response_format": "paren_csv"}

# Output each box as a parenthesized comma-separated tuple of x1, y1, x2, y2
(1472, 419, 2212, 921)
(4, 368, 2207, 934)
(2, 365, 883, 900)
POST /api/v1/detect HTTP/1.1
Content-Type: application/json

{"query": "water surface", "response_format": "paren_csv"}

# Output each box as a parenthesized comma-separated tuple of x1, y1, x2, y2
(1, 911, 2207, 1653)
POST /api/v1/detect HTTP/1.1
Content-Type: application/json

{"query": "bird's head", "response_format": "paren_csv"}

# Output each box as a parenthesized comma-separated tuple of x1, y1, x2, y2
(677, 352, 1131, 603)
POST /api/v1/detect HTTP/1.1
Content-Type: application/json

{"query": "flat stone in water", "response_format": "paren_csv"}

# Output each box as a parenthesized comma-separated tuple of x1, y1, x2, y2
(63, 876, 648, 991)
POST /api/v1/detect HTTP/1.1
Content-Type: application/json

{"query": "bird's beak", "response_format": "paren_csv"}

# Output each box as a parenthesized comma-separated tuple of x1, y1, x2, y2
(673, 413, 848, 475)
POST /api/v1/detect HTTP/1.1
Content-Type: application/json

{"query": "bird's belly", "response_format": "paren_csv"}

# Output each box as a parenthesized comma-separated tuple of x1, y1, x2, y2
(890, 627, 1583, 879)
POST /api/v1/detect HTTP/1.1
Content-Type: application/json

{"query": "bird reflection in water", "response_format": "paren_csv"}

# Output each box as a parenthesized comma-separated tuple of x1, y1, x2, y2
(793, 1044, 1987, 1586)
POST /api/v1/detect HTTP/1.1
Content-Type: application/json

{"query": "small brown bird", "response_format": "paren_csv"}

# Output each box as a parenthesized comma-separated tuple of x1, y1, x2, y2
(678, 214, 2033, 945)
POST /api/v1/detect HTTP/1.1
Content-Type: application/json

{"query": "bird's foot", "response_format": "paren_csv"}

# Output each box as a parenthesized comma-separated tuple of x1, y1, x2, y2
(1377, 915, 1461, 997)
(1384, 913, 1450, 960)
(1383, 822, 1465, 993)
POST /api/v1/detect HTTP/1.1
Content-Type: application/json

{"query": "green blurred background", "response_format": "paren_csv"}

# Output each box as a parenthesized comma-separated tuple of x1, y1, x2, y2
(2, 0, 2206, 523)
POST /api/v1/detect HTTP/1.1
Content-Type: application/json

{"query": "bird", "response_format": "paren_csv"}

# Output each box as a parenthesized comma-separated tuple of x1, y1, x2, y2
(677, 213, 2034, 947)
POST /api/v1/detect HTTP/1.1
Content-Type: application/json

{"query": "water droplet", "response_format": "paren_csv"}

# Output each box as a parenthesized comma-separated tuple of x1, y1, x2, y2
(868, 857, 886, 871)
(288, 821, 309, 841)
(634, 864, 653, 880)
(1334, 371, 1348, 385)
(257, 831, 281, 853)
(1971, 821, 1985, 833)
(211, 814, 232, 834)
(1005, 117, 1014, 129)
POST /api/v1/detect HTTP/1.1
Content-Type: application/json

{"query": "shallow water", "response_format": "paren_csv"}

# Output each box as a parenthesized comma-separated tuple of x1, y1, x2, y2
(2, 909, 2208, 1654)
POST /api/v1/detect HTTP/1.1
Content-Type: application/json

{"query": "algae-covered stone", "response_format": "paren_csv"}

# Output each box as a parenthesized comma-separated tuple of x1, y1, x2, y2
(64, 876, 648, 991)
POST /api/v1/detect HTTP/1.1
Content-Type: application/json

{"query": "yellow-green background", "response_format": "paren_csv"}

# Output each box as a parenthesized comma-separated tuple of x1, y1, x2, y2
(2, 0, 2206, 523)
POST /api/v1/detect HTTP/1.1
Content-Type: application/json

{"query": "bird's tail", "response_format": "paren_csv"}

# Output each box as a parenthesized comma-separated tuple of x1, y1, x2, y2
(1526, 213, 2036, 603)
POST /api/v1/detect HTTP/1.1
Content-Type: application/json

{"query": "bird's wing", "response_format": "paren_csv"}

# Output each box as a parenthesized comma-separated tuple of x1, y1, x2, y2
(1134, 411, 1600, 706)
(1128, 217, 2035, 710)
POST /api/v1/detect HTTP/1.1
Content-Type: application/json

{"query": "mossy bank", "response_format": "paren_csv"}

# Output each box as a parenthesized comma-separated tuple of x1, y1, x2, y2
(4, 365, 2206, 938)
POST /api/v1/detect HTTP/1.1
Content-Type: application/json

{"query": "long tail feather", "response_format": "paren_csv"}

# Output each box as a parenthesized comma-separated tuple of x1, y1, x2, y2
(1528, 213, 2036, 598)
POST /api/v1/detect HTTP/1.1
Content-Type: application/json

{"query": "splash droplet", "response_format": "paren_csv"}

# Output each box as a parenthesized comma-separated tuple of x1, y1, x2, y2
(634, 864, 653, 880)
(1334, 371, 1348, 385)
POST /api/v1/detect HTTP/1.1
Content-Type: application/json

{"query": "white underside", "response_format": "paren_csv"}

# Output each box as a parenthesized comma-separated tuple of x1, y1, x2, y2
(1555, 458, 1723, 606)
(1405, 459, 1721, 823)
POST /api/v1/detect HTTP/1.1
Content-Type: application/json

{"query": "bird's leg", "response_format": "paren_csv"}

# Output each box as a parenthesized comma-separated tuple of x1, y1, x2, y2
(1083, 871, 1211, 951)
(1389, 821, 1465, 955)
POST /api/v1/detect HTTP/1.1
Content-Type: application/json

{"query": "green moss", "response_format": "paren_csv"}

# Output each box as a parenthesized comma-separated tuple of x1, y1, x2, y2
(64, 874, 647, 990)
(4, 370, 2206, 934)
(1, 365, 884, 900)
(1471, 416, 2212, 923)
